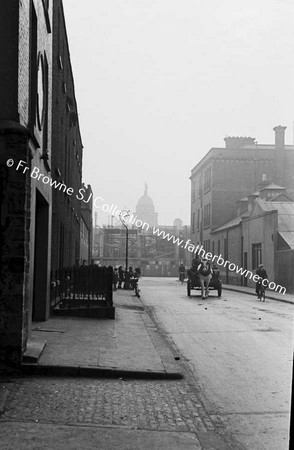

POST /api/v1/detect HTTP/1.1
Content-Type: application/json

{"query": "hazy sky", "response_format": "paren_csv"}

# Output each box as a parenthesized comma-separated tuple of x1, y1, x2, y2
(63, 0, 294, 226)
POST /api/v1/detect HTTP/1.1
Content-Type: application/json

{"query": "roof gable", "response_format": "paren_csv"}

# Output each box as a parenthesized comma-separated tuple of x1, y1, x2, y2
(249, 199, 271, 217)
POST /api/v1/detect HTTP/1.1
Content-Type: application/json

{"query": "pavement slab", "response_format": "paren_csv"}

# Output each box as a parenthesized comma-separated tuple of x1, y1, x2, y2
(222, 284, 294, 304)
(22, 290, 182, 379)
(0, 422, 202, 450)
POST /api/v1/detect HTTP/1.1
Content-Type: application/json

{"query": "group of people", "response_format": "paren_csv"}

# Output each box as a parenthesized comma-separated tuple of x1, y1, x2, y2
(112, 266, 141, 291)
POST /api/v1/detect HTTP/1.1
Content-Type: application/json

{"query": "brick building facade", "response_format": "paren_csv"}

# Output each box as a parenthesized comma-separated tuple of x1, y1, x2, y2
(0, 0, 89, 369)
(51, 0, 84, 271)
(0, 0, 53, 367)
(190, 126, 294, 251)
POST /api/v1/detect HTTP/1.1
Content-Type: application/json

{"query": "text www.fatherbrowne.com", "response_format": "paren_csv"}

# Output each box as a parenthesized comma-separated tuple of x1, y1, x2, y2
(6, 157, 286, 295)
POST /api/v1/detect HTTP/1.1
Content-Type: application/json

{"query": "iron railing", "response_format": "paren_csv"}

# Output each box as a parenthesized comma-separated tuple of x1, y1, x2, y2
(51, 265, 113, 309)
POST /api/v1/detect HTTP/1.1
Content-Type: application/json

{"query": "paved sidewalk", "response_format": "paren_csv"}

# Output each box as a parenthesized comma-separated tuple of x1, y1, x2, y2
(22, 289, 182, 379)
(223, 284, 294, 304)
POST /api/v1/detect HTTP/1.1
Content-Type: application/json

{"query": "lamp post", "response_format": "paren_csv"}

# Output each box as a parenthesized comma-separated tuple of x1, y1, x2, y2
(119, 210, 130, 286)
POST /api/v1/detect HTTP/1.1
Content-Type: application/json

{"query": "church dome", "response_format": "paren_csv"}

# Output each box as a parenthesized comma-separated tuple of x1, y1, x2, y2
(135, 183, 158, 227)
(136, 184, 155, 213)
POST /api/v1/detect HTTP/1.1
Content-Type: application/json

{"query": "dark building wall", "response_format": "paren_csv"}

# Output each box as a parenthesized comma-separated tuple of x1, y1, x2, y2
(0, 1, 19, 120)
(19, 0, 53, 325)
(51, 0, 83, 271)
(0, 125, 31, 368)
(211, 225, 243, 285)
(0, 0, 53, 367)
(275, 250, 294, 294)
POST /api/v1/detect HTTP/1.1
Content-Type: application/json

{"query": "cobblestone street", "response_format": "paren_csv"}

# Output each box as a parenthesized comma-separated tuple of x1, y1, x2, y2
(0, 374, 238, 449)
(1, 376, 212, 432)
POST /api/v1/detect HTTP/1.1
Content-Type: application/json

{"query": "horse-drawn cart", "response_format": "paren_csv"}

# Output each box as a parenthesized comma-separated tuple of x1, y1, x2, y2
(187, 271, 222, 298)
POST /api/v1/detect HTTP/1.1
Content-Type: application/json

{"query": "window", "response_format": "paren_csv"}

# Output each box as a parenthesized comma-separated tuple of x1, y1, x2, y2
(42, 53, 49, 157)
(58, 55, 63, 70)
(204, 167, 212, 191)
(29, 4, 38, 129)
(191, 180, 195, 201)
(252, 244, 262, 269)
(204, 203, 211, 227)
(192, 212, 195, 232)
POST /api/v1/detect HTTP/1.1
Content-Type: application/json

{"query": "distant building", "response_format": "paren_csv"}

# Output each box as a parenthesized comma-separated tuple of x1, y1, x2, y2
(92, 223, 190, 276)
(190, 126, 294, 252)
(173, 218, 183, 228)
(92, 185, 190, 275)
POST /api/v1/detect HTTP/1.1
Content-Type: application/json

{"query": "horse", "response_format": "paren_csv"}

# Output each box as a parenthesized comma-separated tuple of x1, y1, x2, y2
(197, 260, 212, 299)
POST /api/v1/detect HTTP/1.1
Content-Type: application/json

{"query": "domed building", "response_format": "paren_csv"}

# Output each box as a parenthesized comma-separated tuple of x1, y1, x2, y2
(135, 183, 158, 227)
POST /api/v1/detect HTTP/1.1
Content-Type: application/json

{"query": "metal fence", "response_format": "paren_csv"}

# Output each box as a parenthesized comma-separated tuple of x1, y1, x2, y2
(51, 265, 113, 309)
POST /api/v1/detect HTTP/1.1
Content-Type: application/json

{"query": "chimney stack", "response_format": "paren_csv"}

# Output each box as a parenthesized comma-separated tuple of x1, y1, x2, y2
(273, 125, 286, 186)
(247, 192, 260, 214)
(273, 125, 286, 150)
(224, 136, 256, 149)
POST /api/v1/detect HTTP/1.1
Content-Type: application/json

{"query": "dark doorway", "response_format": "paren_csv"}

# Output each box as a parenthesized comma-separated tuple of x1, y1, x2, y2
(32, 189, 49, 321)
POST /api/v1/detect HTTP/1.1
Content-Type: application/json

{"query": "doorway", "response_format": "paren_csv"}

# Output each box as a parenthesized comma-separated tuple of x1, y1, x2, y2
(32, 189, 49, 321)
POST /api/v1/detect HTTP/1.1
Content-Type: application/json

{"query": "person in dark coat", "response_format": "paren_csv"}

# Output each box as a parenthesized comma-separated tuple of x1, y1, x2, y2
(118, 266, 124, 289)
(187, 254, 202, 283)
(192, 254, 202, 270)
(178, 263, 186, 281)
(255, 264, 268, 297)
(113, 268, 118, 291)
(212, 263, 220, 279)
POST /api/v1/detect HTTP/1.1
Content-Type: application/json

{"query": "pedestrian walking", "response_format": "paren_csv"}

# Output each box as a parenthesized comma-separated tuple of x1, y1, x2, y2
(118, 266, 124, 289)
(255, 263, 268, 299)
(113, 268, 118, 291)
